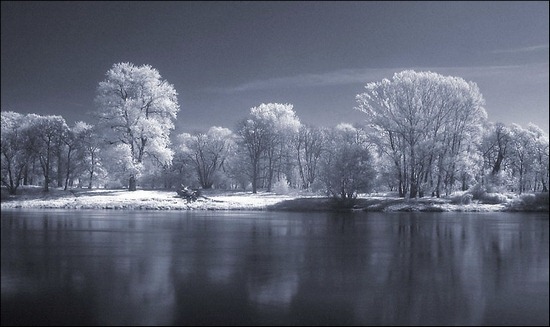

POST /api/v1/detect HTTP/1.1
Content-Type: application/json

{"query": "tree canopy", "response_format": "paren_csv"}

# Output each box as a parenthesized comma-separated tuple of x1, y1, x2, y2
(94, 62, 180, 190)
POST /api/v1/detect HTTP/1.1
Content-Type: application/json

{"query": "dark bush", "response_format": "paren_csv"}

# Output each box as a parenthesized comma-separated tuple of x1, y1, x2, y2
(520, 192, 549, 207)
(479, 192, 508, 204)
(450, 193, 473, 205)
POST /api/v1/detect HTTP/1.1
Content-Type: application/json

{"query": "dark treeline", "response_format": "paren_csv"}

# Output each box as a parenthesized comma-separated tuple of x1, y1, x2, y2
(1, 64, 549, 200)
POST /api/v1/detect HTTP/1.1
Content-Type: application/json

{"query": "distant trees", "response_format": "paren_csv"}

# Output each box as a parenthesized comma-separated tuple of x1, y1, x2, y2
(176, 127, 235, 189)
(78, 123, 103, 189)
(295, 125, 326, 190)
(356, 70, 487, 198)
(496, 123, 549, 193)
(2, 67, 548, 199)
(237, 103, 300, 193)
(61, 121, 90, 190)
(26, 114, 69, 192)
(1, 111, 32, 194)
(320, 123, 376, 200)
(95, 62, 180, 191)
(527, 123, 550, 192)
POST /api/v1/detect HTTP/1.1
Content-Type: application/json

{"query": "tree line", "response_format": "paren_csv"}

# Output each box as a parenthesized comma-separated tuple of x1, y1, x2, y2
(2, 63, 548, 198)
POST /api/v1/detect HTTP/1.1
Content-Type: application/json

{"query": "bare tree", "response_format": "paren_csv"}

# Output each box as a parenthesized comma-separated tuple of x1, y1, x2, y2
(176, 127, 235, 189)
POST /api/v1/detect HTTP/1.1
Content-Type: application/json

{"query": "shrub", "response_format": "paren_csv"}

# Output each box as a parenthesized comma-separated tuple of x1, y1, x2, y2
(520, 193, 536, 206)
(450, 193, 473, 205)
(469, 183, 486, 200)
(520, 192, 549, 207)
(479, 192, 508, 204)
(272, 179, 290, 195)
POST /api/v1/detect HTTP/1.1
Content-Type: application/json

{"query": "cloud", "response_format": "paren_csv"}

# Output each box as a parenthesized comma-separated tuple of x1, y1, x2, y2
(207, 68, 398, 94)
(207, 63, 549, 94)
(490, 44, 549, 54)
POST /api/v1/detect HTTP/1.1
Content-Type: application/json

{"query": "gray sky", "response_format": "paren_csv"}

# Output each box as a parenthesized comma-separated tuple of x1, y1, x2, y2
(2, 1, 548, 133)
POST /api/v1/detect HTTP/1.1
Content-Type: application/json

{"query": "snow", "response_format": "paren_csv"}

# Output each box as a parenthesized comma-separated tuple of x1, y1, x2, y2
(1, 188, 543, 212)
(0, 189, 297, 210)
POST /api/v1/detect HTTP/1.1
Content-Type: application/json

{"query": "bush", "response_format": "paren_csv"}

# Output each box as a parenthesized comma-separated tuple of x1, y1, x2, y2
(272, 179, 290, 195)
(479, 192, 508, 204)
(535, 192, 550, 205)
(330, 196, 357, 210)
(450, 193, 472, 205)
(520, 192, 549, 207)
(520, 193, 536, 206)
(469, 183, 485, 200)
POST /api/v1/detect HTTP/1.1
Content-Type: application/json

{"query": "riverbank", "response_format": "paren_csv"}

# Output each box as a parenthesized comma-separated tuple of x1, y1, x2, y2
(0, 188, 293, 211)
(1, 187, 547, 212)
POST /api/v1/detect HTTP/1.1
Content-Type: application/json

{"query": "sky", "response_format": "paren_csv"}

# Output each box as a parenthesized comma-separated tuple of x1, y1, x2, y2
(1, 1, 549, 134)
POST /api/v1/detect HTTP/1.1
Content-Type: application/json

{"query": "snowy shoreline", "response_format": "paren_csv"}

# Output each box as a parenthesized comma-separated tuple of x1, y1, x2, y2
(1, 188, 547, 212)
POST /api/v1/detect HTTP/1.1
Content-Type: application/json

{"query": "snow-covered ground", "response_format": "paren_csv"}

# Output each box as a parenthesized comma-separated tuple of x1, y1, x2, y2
(0, 189, 298, 210)
(1, 188, 544, 212)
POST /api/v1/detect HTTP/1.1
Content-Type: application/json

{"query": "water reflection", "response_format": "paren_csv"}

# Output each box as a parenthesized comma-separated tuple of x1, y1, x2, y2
(1, 210, 548, 325)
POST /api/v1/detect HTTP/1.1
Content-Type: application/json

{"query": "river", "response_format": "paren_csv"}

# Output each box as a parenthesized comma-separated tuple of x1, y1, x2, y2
(1, 209, 548, 325)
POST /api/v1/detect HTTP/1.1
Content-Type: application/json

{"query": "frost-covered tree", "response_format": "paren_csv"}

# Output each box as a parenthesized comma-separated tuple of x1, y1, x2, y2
(238, 103, 300, 193)
(506, 123, 549, 194)
(23, 114, 69, 192)
(95, 62, 179, 190)
(1, 111, 32, 194)
(176, 127, 236, 189)
(477, 122, 549, 194)
(508, 124, 533, 194)
(224, 142, 252, 191)
(60, 121, 90, 190)
(526, 123, 549, 192)
(76, 123, 104, 189)
(479, 122, 512, 190)
(356, 70, 486, 197)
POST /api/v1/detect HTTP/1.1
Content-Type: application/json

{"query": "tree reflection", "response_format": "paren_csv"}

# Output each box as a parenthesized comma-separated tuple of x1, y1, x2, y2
(1, 210, 548, 326)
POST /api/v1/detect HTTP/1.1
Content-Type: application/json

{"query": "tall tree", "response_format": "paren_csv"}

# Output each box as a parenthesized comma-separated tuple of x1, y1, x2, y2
(237, 103, 300, 193)
(479, 122, 511, 189)
(24, 114, 69, 192)
(61, 121, 91, 190)
(95, 62, 180, 190)
(237, 117, 269, 193)
(526, 123, 549, 192)
(1, 111, 32, 194)
(356, 70, 486, 198)
(295, 125, 327, 190)
(78, 123, 103, 189)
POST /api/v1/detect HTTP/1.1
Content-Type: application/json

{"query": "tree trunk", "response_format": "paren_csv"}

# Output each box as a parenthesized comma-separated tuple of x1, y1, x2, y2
(88, 170, 93, 189)
(64, 151, 71, 191)
(252, 165, 257, 194)
(129, 175, 137, 191)
(44, 171, 49, 192)
(23, 165, 28, 185)
(57, 151, 63, 188)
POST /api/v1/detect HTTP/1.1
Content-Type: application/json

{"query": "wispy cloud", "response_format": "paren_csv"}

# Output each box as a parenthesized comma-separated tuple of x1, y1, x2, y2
(490, 44, 549, 54)
(207, 63, 548, 94)
(206, 68, 400, 94)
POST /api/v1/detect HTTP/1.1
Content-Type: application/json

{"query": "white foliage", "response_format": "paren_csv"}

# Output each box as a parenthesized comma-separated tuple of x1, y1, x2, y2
(356, 70, 488, 197)
(95, 62, 180, 183)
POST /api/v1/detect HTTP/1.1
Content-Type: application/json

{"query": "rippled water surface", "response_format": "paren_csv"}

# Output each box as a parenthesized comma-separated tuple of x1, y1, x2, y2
(1, 209, 548, 325)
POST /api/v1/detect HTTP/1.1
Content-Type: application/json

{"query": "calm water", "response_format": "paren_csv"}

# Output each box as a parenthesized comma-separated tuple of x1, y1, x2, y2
(1, 209, 548, 326)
